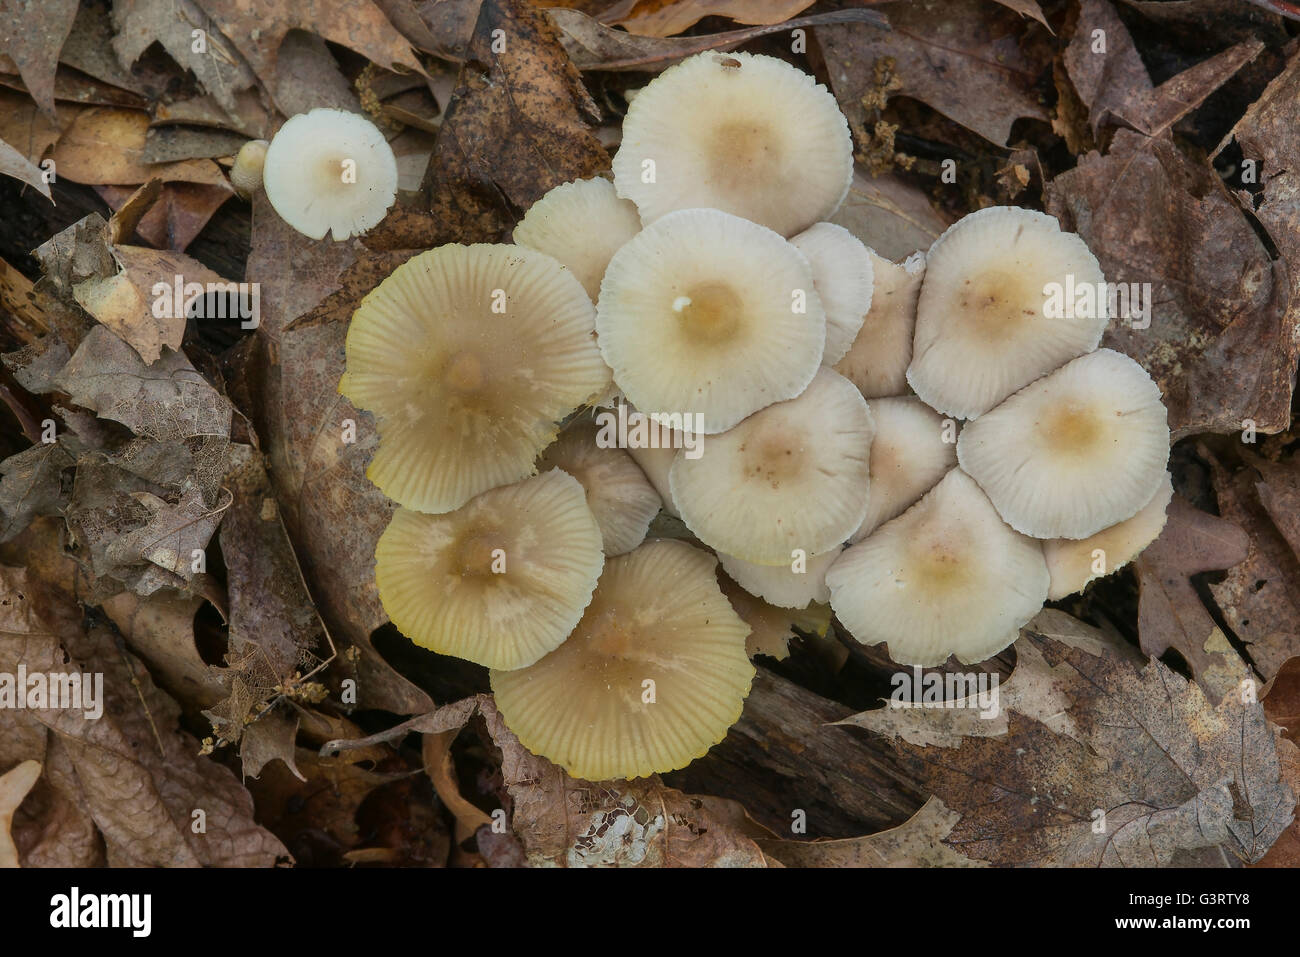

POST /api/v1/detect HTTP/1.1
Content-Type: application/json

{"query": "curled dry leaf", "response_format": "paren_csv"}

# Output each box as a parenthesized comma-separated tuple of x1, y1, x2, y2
(0, 0, 78, 117)
(0, 759, 42, 867)
(817, 0, 1050, 146)
(50, 108, 229, 187)
(758, 796, 984, 868)
(846, 615, 1292, 866)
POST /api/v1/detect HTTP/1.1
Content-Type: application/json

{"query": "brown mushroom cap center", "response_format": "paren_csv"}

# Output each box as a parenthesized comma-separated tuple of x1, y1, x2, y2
(444, 351, 486, 393)
(316, 153, 357, 189)
(674, 282, 742, 343)
(709, 120, 782, 188)
(741, 426, 807, 487)
(1041, 399, 1103, 454)
(960, 269, 1038, 337)
(905, 530, 974, 589)
(453, 530, 505, 577)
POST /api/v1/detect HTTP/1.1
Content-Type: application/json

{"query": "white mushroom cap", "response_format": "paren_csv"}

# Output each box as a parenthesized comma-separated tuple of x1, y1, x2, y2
(597, 208, 825, 434)
(512, 177, 642, 303)
(834, 250, 924, 399)
(375, 470, 604, 671)
(1044, 472, 1173, 599)
(341, 243, 610, 514)
(907, 207, 1109, 419)
(231, 139, 268, 198)
(957, 348, 1170, 539)
(827, 468, 1049, 667)
(670, 368, 873, 565)
(789, 222, 874, 366)
(263, 108, 398, 240)
(612, 51, 853, 237)
(850, 396, 957, 543)
(537, 418, 662, 556)
(718, 546, 841, 609)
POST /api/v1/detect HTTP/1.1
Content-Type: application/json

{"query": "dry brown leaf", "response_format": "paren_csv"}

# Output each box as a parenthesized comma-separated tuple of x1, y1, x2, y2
(612, 0, 817, 38)
(553, 7, 887, 72)
(0, 136, 52, 201)
(818, 0, 1050, 146)
(423, 0, 609, 243)
(1134, 496, 1251, 701)
(0, 759, 42, 867)
(854, 621, 1293, 866)
(97, 181, 236, 253)
(423, 730, 492, 843)
(759, 796, 984, 867)
(1204, 449, 1300, 681)
(111, 0, 257, 116)
(100, 590, 227, 712)
(0, 564, 289, 865)
(192, 0, 424, 95)
(50, 108, 230, 187)
(1047, 130, 1299, 438)
(0, 0, 78, 117)
(1254, 658, 1300, 866)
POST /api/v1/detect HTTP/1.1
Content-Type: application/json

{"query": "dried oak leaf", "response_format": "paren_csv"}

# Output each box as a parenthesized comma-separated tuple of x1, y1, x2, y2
(852, 615, 1293, 865)
(551, 7, 887, 72)
(0, 0, 78, 117)
(1064, 0, 1262, 137)
(111, 0, 257, 116)
(191, 0, 423, 97)
(1254, 658, 1300, 866)
(611, 0, 818, 38)
(1046, 129, 1299, 437)
(758, 796, 984, 867)
(97, 182, 236, 254)
(0, 759, 41, 867)
(1204, 448, 1300, 681)
(817, 0, 1049, 147)
(0, 135, 52, 200)
(0, 565, 289, 866)
(422, 0, 609, 242)
(1134, 495, 1252, 702)
(50, 108, 230, 187)
(828, 169, 952, 262)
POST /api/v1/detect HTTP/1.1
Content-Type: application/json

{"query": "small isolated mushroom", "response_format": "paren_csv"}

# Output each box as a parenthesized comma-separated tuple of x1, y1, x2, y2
(834, 250, 924, 399)
(1044, 472, 1173, 599)
(374, 470, 604, 671)
(719, 573, 832, 661)
(957, 348, 1170, 539)
(612, 51, 853, 237)
(827, 468, 1050, 667)
(231, 139, 268, 199)
(788, 222, 874, 366)
(512, 177, 642, 303)
(597, 207, 825, 434)
(907, 207, 1109, 419)
(850, 395, 957, 542)
(341, 243, 610, 513)
(263, 107, 398, 240)
(537, 418, 662, 556)
(670, 368, 873, 565)
(490, 539, 754, 781)
(718, 546, 841, 609)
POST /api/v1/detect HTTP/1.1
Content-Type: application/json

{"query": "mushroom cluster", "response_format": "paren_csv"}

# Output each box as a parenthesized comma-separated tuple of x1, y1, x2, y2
(341, 51, 1172, 781)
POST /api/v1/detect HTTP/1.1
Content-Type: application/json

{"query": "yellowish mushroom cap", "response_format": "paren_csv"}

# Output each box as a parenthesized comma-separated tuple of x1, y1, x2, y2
(512, 177, 642, 303)
(341, 243, 611, 514)
(718, 546, 840, 609)
(490, 539, 755, 781)
(375, 470, 604, 671)
(231, 139, 268, 198)
(537, 418, 662, 556)
(621, 409, 681, 518)
(612, 51, 853, 237)
(826, 468, 1049, 667)
(669, 368, 873, 565)
(957, 348, 1170, 539)
(789, 222, 874, 366)
(597, 208, 825, 434)
(834, 250, 924, 399)
(850, 395, 957, 543)
(263, 108, 398, 240)
(907, 207, 1109, 419)
(1044, 471, 1173, 599)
